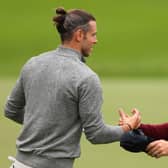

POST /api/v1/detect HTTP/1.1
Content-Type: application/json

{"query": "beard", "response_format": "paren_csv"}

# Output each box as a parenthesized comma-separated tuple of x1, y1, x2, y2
(81, 47, 91, 57)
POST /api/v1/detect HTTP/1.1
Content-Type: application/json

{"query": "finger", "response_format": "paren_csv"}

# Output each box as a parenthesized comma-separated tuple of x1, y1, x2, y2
(148, 148, 158, 157)
(155, 150, 162, 158)
(119, 108, 130, 118)
(131, 108, 140, 115)
(146, 142, 155, 151)
(147, 143, 159, 156)
(146, 141, 158, 151)
(118, 108, 126, 119)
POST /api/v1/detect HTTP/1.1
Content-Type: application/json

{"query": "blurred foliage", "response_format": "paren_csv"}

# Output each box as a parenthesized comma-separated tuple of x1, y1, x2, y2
(0, 0, 168, 77)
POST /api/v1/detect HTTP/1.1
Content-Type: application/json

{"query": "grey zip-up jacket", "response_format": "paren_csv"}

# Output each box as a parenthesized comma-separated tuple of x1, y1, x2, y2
(4, 46, 124, 168)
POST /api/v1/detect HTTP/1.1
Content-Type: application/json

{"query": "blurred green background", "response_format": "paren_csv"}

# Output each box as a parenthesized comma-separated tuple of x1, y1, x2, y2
(1, 0, 168, 77)
(1, 0, 168, 167)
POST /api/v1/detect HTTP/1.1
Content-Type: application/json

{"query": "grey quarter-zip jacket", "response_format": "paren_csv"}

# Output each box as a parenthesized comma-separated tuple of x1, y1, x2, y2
(4, 46, 124, 168)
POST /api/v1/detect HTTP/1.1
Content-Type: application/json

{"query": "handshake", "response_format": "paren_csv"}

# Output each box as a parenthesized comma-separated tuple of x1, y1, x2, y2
(118, 109, 155, 154)
(118, 108, 141, 131)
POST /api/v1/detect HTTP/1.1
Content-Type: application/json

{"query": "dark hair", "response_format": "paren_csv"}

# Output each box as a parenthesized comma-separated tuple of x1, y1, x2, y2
(53, 7, 96, 42)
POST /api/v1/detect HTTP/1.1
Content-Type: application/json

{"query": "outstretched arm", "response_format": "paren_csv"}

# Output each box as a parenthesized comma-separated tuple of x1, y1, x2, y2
(79, 75, 141, 144)
(139, 123, 168, 140)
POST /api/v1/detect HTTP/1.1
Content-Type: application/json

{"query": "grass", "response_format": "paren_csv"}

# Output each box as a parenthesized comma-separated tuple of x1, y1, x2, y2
(1, 77, 168, 167)
(1, 0, 168, 77)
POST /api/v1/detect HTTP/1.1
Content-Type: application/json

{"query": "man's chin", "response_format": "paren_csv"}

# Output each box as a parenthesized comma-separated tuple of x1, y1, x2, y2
(83, 51, 91, 57)
(81, 49, 92, 57)
(83, 54, 90, 57)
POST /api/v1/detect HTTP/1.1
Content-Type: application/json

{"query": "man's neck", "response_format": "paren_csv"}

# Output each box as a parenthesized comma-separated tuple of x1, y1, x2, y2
(62, 41, 81, 55)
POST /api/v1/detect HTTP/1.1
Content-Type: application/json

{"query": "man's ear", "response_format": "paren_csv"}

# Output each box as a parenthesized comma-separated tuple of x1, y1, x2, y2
(75, 29, 84, 42)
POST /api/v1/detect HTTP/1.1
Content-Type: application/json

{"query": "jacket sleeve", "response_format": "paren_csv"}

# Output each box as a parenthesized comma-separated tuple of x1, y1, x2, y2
(4, 75, 25, 124)
(78, 75, 124, 144)
(140, 123, 168, 140)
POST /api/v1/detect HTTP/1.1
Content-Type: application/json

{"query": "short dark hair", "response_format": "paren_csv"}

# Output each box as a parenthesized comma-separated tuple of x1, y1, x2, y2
(53, 7, 96, 42)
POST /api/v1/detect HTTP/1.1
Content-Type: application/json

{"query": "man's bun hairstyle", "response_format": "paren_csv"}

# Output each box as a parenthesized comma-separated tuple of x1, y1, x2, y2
(53, 7, 96, 42)
(53, 7, 67, 34)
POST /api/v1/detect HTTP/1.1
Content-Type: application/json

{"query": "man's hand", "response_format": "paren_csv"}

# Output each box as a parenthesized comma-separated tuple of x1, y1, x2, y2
(146, 140, 168, 158)
(118, 108, 141, 131)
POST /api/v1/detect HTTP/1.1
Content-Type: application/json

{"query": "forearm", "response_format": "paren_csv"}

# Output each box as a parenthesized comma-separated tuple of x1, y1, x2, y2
(79, 75, 126, 144)
(4, 77, 25, 124)
(140, 123, 168, 140)
(84, 123, 124, 144)
(5, 100, 25, 124)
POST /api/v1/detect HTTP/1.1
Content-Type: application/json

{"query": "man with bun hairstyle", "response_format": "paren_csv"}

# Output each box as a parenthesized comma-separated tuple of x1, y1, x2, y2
(5, 7, 140, 168)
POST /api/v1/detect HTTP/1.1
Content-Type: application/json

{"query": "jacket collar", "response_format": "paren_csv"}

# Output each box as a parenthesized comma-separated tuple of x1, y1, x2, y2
(56, 45, 86, 63)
